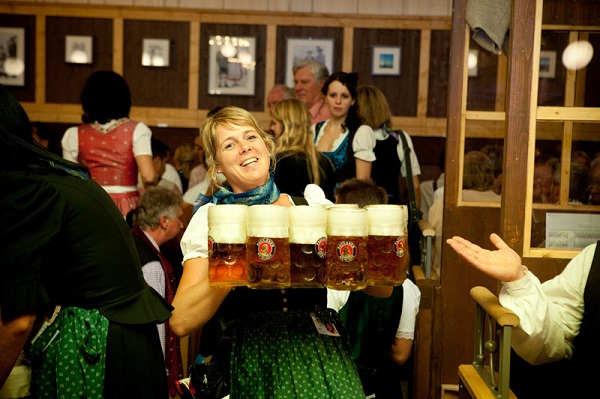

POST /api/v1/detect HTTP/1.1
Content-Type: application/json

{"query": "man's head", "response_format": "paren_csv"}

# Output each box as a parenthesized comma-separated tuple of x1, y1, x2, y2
(134, 187, 183, 244)
(293, 59, 329, 109)
(267, 84, 296, 111)
(335, 178, 388, 208)
(151, 138, 171, 177)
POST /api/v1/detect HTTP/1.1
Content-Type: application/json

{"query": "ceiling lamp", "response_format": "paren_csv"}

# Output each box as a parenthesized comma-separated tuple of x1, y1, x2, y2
(562, 40, 594, 71)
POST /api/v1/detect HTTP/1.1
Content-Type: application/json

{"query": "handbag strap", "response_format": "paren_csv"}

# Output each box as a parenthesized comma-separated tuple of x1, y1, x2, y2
(393, 128, 423, 223)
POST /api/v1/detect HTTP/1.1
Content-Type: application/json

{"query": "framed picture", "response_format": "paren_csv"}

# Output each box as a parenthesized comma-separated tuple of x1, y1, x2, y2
(0, 27, 26, 86)
(539, 50, 557, 78)
(208, 35, 256, 96)
(372, 46, 401, 76)
(285, 38, 334, 88)
(65, 35, 93, 64)
(468, 49, 478, 77)
(142, 38, 170, 67)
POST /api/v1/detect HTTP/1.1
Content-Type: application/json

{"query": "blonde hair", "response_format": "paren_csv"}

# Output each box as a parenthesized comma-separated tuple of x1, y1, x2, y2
(173, 143, 197, 179)
(271, 98, 323, 185)
(463, 151, 493, 191)
(201, 106, 276, 189)
(357, 85, 392, 130)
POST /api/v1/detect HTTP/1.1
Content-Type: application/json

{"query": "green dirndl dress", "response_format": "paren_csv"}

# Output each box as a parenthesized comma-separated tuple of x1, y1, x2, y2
(209, 288, 365, 398)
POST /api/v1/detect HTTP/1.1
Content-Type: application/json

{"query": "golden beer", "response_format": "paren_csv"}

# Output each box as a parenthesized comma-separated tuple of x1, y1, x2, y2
(207, 204, 248, 287)
(289, 206, 328, 288)
(365, 204, 408, 286)
(325, 208, 368, 290)
(246, 205, 290, 289)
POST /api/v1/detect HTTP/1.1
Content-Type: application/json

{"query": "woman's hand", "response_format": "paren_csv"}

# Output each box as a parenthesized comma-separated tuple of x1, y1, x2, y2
(446, 233, 525, 282)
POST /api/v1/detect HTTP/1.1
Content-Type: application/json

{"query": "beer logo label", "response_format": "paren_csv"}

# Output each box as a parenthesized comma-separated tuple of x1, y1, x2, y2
(394, 237, 405, 257)
(208, 236, 215, 256)
(256, 238, 276, 260)
(316, 237, 327, 258)
(337, 241, 356, 262)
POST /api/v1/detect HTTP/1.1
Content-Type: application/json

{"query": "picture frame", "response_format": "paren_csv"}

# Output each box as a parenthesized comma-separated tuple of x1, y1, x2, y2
(468, 49, 478, 77)
(372, 45, 401, 76)
(142, 38, 170, 67)
(208, 35, 256, 96)
(539, 50, 557, 79)
(0, 27, 26, 86)
(285, 38, 335, 88)
(65, 35, 93, 64)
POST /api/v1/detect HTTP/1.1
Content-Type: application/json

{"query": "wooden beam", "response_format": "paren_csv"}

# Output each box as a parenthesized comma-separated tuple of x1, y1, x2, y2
(500, 0, 543, 255)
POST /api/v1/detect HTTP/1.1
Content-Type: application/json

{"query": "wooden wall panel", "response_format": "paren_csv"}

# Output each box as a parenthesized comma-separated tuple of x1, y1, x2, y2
(199, 23, 266, 112)
(123, 20, 190, 108)
(428, 30, 450, 118)
(275, 26, 344, 86)
(466, 39, 498, 111)
(45, 17, 113, 104)
(584, 33, 600, 107)
(542, 0, 600, 25)
(536, 30, 569, 106)
(352, 28, 420, 117)
(1, 14, 36, 102)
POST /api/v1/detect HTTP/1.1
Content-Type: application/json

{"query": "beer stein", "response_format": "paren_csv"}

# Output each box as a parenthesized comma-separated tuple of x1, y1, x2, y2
(325, 207, 368, 290)
(246, 205, 291, 289)
(365, 204, 409, 286)
(289, 206, 328, 288)
(207, 204, 248, 287)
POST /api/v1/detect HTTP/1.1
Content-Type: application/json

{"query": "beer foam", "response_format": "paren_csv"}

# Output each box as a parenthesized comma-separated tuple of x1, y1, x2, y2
(209, 225, 246, 243)
(289, 227, 326, 243)
(365, 204, 407, 235)
(247, 205, 289, 238)
(289, 206, 327, 226)
(327, 208, 368, 236)
(208, 204, 247, 226)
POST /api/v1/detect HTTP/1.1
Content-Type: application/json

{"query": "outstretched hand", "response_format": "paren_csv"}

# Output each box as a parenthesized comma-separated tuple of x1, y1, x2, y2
(446, 233, 525, 282)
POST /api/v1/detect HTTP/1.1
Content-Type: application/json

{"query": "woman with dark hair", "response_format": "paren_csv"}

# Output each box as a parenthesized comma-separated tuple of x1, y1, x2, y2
(0, 84, 171, 398)
(61, 70, 157, 216)
(313, 72, 375, 183)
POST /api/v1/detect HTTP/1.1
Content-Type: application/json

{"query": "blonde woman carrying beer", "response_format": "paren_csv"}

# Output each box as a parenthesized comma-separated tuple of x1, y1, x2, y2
(171, 106, 390, 398)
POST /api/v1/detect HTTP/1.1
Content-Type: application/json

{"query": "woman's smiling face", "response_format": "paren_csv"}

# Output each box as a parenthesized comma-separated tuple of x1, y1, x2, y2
(215, 124, 271, 193)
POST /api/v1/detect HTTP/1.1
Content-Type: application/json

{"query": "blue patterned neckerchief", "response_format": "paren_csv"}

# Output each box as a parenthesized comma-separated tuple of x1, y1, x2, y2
(194, 173, 280, 213)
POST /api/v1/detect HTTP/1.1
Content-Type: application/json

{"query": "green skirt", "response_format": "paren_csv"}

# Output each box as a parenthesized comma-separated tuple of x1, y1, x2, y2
(230, 309, 365, 398)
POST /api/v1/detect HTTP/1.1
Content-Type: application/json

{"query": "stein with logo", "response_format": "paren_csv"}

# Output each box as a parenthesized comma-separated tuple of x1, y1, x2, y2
(325, 207, 368, 290)
(289, 206, 328, 288)
(207, 204, 248, 286)
(365, 204, 409, 286)
(246, 204, 291, 289)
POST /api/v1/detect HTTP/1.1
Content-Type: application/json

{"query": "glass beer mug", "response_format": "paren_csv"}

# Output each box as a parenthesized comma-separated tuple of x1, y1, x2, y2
(289, 206, 328, 288)
(246, 205, 291, 289)
(325, 207, 368, 290)
(207, 204, 248, 287)
(365, 204, 409, 286)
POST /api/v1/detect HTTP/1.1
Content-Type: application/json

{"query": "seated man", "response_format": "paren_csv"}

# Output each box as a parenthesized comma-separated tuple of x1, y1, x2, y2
(328, 178, 421, 399)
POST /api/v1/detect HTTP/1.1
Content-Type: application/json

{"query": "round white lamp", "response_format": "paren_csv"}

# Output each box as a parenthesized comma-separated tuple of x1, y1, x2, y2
(562, 40, 594, 71)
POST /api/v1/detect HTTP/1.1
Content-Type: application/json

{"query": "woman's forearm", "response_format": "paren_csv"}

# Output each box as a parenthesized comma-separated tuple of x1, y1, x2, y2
(170, 257, 231, 337)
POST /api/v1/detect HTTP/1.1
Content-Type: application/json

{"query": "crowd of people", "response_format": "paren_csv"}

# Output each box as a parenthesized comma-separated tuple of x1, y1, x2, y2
(4, 53, 598, 399)
(1, 61, 424, 399)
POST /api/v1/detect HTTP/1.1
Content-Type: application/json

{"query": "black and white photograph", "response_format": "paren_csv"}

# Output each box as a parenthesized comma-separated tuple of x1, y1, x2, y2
(285, 38, 334, 88)
(142, 38, 170, 67)
(0, 27, 25, 86)
(208, 35, 256, 96)
(65, 35, 93, 64)
(372, 45, 401, 76)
